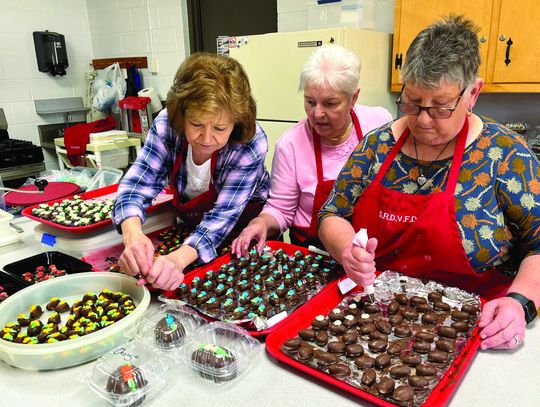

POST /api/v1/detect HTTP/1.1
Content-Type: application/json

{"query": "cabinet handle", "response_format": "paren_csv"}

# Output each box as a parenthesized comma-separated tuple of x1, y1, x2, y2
(394, 53, 403, 70)
(504, 37, 513, 66)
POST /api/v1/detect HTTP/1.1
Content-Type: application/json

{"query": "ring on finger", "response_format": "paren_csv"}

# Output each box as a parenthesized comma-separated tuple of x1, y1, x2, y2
(513, 335, 521, 346)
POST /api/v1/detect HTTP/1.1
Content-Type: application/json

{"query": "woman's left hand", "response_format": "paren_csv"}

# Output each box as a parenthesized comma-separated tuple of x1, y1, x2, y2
(145, 254, 185, 291)
(477, 297, 526, 350)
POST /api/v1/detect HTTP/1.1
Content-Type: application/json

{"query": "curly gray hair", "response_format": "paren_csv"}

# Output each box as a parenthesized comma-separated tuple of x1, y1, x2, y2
(299, 44, 361, 98)
(401, 14, 480, 89)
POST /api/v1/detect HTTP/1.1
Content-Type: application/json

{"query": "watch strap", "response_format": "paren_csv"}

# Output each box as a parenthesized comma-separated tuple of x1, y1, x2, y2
(506, 292, 537, 324)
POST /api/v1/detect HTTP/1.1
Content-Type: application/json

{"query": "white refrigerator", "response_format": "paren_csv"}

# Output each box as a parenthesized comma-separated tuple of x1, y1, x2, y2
(228, 28, 396, 171)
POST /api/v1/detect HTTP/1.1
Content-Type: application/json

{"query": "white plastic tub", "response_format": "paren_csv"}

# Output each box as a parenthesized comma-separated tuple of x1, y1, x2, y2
(0, 272, 150, 370)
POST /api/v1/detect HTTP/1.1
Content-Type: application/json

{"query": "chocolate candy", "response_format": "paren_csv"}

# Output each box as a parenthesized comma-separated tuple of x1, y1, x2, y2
(315, 331, 329, 346)
(376, 377, 395, 395)
(359, 322, 375, 335)
(342, 332, 359, 345)
(395, 293, 409, 305)
(375, 353, 391, 369)
(327, 341, 346, 354)
(29, 305, 43, 319)
(412, 340, 431, 353)
(343, 314, 357, 329)
(410, 295, 428, 306)
(436, 339, 455, 353)
(283, 338, 302, 352)
(368, 339, 388, 352)
(451, 310, 470, 322)
(298, 329, 316, 341)
(345, 343, 364, 358)
(401, 353, 422, 366)
(428, 292, 442, 303)
(462, 304, 478, 315)
(361, 368, 377, 386)
(364, 303, 381, 314)
(387, 301, 400, 315)
(389, 314, 403, 326)
(369, 330, 388, 341)
(328, 308, 345, 321)
(401, 307, 419, 321)
(438, 326, 458, 339)
(393, 385, 414, 402)
(315, 351, 339, 367)
(387, 342, 405, 355)
(394, 323, 412, 338)
(433, 301, 450, 311)
(416, 332, 436, 342)
(328, 363, 351, 379)
(421, 312, 439, 325)
(451, 321, 470, 332)
(389, 364, 411, 379)
(329, 320, 347, 335)
(416, 303, 432, 313)
(409, 375, 429, 389)
(375, 320, 392, 335)
(297, 346, 314, 361)
(354, 354, 374, 369)
(428, 350, 449, 363)
(416, 363, 437, 376)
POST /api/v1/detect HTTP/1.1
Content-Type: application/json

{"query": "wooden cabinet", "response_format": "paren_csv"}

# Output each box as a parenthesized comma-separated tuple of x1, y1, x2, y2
(391, 0, 540, 92)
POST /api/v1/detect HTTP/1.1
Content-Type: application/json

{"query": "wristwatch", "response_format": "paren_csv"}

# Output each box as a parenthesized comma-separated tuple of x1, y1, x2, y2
(506, 292, 537, 324)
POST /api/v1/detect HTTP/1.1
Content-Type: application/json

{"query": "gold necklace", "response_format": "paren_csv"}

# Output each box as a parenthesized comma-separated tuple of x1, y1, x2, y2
(322, 121, 353, 143)
(413, 137, 453, 188)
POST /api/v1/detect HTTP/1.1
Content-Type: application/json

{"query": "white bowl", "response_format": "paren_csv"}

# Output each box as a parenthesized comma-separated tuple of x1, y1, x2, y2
(0, 272, 150, 370)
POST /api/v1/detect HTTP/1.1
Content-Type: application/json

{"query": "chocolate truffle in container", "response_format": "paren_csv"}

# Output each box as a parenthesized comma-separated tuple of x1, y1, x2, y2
(105, 363, 148, 407)
(154, 314, 186, 349)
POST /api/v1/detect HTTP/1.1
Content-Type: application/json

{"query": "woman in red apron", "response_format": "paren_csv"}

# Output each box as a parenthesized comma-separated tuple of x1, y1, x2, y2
(113, 53, 269, 291)
(319, 16, 540, 350)
(231, 44, 392, 256)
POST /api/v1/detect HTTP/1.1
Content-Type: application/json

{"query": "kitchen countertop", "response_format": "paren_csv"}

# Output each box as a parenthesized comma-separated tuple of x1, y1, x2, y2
(1, 218, 539, 407)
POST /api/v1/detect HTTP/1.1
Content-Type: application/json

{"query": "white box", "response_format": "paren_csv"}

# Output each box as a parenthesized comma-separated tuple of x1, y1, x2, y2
(306, 0, 377, 30)
(87, 148, 130, 169)
(89, 129, 128, 144)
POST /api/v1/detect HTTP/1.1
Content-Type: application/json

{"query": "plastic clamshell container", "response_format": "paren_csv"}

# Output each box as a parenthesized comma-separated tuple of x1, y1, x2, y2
(86, 167, 123, 192)
(181, 321, 262, 384)
(0, 272, 150, 370)
(2, 251, 93, 286)
(136, 302, 207, 353)
(266, 279, 483, 407)
(87, 339, 176, 407)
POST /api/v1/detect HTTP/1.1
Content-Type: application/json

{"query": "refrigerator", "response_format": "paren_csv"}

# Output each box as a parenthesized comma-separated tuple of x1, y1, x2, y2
(228, 28, 396, 171)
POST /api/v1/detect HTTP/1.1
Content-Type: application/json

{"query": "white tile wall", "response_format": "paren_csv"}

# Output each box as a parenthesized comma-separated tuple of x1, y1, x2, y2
(0, 1, 92, 171)
(88, 0, 188, 101)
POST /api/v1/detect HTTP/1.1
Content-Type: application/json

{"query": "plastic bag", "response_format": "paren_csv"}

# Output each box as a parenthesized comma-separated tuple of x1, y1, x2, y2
(92, 62, 126, 114)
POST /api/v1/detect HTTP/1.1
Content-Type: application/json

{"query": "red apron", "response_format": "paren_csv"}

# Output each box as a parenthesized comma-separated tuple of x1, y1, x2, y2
(290, 110, 363, 248)
(351, 117, 512, 300)
(171, 142, 264, 234)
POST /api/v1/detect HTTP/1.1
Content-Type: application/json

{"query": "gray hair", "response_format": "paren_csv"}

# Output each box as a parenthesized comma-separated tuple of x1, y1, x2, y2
(401, 14, 480, 89)
(299, 44, 361, 98)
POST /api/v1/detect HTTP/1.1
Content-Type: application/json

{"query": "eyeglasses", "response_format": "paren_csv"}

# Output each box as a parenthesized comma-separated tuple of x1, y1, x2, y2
(396, 86, 466, 119)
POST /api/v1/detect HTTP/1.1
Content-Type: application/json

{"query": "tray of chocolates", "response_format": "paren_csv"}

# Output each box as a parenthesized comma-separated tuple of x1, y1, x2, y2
(266, 271, 482, 407)
(167, 241, 343, 337)
(21, 184, 174, 234)
(3, 251, 92, 287)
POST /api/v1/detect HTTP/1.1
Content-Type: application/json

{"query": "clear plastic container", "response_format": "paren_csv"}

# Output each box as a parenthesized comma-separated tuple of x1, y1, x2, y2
(86, 168, 123, 192)
(181, 321, 262, 384)
(87, 339, 176, 407)
(136, 303, 206, 353)
(0, 272, 150, 370)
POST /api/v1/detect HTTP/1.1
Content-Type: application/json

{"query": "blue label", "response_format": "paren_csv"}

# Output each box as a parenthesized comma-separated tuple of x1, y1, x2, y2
(41, 233, 56, 246)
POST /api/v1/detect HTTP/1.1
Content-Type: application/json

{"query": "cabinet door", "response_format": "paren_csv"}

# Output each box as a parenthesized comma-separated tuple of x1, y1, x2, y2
(392, 0, 492, 89)
(492, 0, 540, 83)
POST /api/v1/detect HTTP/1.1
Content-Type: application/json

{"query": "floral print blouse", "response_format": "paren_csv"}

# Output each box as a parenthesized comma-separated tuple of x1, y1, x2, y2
(319, 117, 540, 275)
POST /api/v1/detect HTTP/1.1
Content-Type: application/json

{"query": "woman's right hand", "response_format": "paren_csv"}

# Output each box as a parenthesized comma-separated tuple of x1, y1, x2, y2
(341, 237, 378, 287)
(118, 230, 155, 285)
(231, 217, 268, 257)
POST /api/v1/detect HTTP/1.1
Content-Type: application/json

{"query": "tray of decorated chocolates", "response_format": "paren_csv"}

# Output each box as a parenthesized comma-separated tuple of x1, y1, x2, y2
(266, 271, 482, 407)
(21, 184, 174, 234)
(0, 272, 150, 370)
(167, 241, 343, 337)
(3, 251, 93, 287)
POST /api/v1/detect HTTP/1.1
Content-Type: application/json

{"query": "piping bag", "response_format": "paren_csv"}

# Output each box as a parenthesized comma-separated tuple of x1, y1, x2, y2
(337, 228, 375, 302)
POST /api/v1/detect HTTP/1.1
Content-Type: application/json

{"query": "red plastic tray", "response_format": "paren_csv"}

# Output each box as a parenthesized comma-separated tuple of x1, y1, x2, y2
(163, 241, 341, 338)
(265, 279, 482, 407)
(21, 184, 174, 234)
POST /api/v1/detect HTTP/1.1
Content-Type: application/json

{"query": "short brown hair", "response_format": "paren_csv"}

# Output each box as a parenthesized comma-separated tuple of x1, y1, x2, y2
(166, 53, 257, 143)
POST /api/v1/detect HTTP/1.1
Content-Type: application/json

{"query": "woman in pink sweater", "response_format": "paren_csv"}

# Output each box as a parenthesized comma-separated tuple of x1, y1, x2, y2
(231, 44, 392, 255)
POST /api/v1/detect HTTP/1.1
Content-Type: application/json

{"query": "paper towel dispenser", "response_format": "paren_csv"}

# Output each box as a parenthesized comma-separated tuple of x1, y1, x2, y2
(33, 31, 69, 76)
